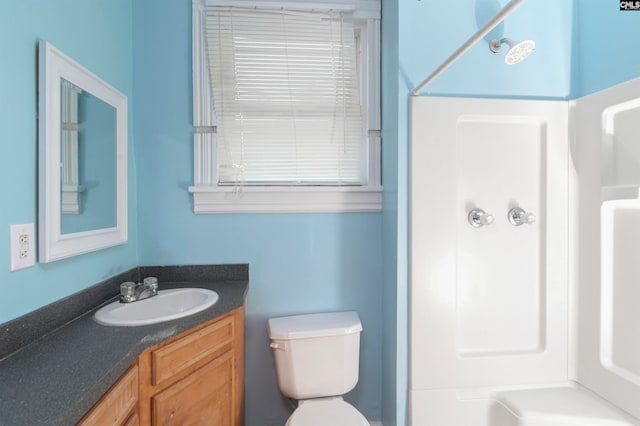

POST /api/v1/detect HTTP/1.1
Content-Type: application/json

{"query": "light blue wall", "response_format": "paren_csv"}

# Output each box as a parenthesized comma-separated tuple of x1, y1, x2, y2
(381, 0, 400, 425)
(399, 0, 573, 99)
(0, 0, 138, 323)
(575, 1, 640, 97)
(131, 1, 383, 424)
(4, 1, 639, 424)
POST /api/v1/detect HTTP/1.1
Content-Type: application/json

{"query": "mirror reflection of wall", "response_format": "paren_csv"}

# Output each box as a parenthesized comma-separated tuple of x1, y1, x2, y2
(60, 78, 117, 235)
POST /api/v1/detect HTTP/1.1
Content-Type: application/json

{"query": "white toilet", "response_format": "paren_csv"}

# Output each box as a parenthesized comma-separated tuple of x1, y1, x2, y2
(267, 311, 369, 426)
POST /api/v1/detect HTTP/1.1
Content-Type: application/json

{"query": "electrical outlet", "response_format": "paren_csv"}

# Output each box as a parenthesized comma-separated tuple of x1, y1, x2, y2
(10, 224, 35, 271)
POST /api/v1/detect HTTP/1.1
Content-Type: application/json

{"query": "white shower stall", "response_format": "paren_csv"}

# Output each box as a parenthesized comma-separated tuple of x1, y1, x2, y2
(409, 78, 640, 425)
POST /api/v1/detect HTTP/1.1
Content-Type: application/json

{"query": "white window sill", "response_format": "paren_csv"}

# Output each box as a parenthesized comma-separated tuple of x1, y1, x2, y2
(188, 185, 383, 214)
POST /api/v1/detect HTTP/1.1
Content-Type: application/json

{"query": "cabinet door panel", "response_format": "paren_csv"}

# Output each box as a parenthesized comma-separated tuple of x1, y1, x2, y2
(79, 366, 138, 426)
(152, 351, 233, 425)
(151, 316, 233, 386)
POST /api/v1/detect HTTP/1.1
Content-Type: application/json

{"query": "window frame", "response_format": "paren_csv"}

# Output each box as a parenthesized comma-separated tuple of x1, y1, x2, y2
(189, 0, 382, 214)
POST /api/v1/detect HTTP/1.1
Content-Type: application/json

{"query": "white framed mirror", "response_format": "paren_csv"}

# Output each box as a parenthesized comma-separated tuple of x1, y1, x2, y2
(38, 41, 127, 263)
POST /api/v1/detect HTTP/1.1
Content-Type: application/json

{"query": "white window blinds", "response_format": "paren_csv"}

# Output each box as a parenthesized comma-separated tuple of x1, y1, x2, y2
(204, 6, 364, 185)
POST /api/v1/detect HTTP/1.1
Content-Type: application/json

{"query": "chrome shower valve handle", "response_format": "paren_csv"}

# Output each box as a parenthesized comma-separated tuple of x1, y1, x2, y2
(508, 207, 536, 226)
(468, 208, 495, 228)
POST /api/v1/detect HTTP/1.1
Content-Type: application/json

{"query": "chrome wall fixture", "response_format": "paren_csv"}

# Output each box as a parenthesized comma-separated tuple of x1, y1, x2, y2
(508, 207, 536, 226)
(468, 208, 495, 227)
(468, 206, 536, 227)
(489, 38, 536, 64)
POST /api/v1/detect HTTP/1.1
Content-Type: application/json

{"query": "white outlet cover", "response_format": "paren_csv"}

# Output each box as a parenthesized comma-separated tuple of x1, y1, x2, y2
(10, 223, 35, 271)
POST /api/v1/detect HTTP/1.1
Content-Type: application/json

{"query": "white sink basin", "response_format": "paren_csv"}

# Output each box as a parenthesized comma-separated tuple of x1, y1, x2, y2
(94, 288, 219, 327)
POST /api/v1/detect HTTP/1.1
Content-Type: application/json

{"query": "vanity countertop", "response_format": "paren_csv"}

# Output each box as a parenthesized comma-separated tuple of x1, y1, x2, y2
(0, 274, 248, 426)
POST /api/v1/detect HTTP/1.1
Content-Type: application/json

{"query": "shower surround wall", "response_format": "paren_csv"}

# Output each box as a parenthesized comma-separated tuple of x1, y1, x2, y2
(388, 1, 575, 423)
(571, 78, 640, 421)
(409, 96, 569, 423)
(409, 78, 640, 424)
(387, 0, 640, 424)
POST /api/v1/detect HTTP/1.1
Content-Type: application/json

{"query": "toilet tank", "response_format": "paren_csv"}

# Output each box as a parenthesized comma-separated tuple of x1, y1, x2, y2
(267, 311, 363, 400)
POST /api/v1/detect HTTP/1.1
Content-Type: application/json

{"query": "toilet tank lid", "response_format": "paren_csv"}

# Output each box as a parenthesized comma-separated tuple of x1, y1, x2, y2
(268, 311, 363, 340)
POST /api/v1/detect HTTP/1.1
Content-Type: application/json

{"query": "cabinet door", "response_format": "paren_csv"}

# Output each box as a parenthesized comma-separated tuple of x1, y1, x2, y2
(152, 351, 233, 425)
(78, 366, 138, 426)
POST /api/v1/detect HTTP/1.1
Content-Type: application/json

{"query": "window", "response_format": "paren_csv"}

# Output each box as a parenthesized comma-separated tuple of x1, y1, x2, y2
(189, 0, 381, 213)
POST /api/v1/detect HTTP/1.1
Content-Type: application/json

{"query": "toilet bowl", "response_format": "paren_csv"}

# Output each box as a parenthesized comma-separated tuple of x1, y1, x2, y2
(268, 312, 369, 426)
(285, 397, 369, 426)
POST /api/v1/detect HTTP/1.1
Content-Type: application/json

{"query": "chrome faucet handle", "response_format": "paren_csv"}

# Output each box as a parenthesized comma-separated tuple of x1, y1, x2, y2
(508, 207, 536, 226)
(120, 281, 136, 303)
(468, 208, 495, 228)
(143, 276, 158, 289)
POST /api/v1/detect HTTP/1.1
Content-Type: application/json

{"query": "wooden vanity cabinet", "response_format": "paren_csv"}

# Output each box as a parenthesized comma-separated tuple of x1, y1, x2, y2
(138, 307, 245, 425)
(78, 307, 244, 426)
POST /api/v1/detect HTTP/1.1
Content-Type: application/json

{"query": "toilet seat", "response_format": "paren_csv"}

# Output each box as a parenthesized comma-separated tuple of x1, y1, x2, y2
(286, 398, 369, 426)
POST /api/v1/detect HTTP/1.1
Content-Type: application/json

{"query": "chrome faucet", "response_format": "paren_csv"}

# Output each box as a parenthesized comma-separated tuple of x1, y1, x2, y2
(120, 277, 158, 303)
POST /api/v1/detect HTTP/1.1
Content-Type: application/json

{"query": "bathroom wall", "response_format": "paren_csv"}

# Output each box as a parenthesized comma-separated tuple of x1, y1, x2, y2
(381, 0, 400, 425)
(571, 78, 640, 418)
(399, 0, 573, 99)
(0, 0, 138, 324)
(570, 2, 640, 415)
(392, 0, 640, 422)
(3, 1, 635, 424)
(388, 0, 574, 424)
(575, 2, 640, 97)
(131, 1, 383, 425)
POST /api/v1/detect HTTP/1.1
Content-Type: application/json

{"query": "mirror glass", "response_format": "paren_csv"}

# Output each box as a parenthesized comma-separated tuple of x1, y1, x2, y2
(60, 79, 117, 234)
(39, 42, 127, 263)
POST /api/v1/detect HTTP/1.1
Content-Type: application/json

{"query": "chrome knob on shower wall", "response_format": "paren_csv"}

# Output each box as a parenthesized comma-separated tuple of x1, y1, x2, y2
(508, 207, 536, 226)
(468, 208, 495, 228)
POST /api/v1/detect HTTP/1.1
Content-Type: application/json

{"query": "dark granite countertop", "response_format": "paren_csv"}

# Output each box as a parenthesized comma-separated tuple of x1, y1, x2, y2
(0, 265, 248, 426)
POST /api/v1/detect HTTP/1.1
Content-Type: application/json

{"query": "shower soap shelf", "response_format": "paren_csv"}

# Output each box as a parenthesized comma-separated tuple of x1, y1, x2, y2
(601, 185, 640, 203)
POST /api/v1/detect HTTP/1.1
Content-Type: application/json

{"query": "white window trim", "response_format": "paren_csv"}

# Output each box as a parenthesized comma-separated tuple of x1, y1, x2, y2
(188, 0, 382, 214)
